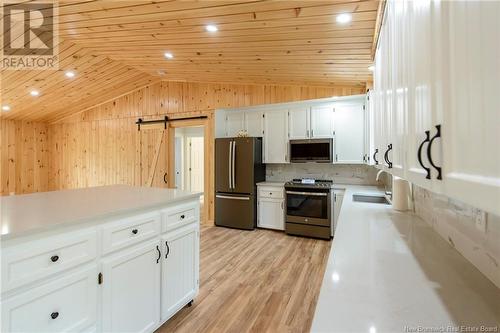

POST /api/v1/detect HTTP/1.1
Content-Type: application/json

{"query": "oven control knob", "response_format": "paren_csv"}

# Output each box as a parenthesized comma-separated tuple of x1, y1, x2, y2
(305, 218, 308, 222)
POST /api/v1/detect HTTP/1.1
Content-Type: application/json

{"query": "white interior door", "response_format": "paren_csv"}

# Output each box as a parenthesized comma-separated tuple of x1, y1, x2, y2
(187, 137, 204, 193)
(175, 137, 183, 190)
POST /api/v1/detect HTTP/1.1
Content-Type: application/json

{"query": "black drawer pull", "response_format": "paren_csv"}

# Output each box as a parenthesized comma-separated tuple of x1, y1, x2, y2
(417, 131, 431, 179)
(50, 255, 59, 263)
(373, 149, 379, 165)
(384, 144, 393, 168)
(51, 312, 59, 319)
(131, 229, 138, 235)
(180, 214, 185, 219)
(427, 124, 442, 180)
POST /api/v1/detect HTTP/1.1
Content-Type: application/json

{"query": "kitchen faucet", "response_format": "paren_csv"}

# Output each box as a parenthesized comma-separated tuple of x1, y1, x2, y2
(375, 169, 393, 199)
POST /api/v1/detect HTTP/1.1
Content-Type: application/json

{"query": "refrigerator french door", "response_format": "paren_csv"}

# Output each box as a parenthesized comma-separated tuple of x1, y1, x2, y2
(215, 137, 264, 230)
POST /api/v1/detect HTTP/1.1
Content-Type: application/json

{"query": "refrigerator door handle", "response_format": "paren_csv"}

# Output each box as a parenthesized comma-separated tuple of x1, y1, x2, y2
(228, 140, 233, 189)
(216, 195, 250, 201)
(232, 141, 236, 189)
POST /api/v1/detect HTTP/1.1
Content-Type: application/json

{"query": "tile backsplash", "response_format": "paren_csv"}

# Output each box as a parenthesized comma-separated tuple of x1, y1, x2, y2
(265, 163, 381, 185)
(413, 185, 500, 288)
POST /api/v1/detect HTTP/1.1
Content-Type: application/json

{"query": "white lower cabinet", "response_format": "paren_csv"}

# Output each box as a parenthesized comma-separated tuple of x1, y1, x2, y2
(1, 265, 98, 333)
(0, 199, 201, 333)
(101, 239, 161, 333)
(332, 189, 345, 236)
(257, 185, 285, 231)
(161, 224, 199, 321)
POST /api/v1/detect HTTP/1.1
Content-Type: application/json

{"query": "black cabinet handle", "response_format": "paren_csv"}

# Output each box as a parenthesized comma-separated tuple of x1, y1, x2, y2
(51, 312, 59, 320)
(384, 144, 393, 168)
(417, 131, 431, 179)
(165, 241, 170, 259)
(156, 245, 161, 263)
(131, 229, 138, 235)
(427, 124, 442, 180)
(373, 149, 379, 165)
(163, 173, 168, 184)
(180, 214, 185, 219)
(51, 255, 59, 263)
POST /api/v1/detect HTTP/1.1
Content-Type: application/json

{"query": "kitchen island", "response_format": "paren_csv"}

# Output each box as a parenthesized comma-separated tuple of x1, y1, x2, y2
(1, 185, 201, 333)
(311, 185, 500, 332)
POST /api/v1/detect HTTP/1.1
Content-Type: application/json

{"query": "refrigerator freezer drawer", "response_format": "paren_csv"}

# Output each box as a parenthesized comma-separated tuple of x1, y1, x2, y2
(215, 194, 255, 230)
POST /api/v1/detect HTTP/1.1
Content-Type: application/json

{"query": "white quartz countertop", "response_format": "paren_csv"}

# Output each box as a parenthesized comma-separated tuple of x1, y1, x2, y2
(311, 185, 500, 332)
(0, 185, 201, 240)
(256, 181, 286, 186)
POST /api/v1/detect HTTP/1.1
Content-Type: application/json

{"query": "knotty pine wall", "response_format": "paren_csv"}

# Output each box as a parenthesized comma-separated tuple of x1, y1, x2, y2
(2, 80, 364, 220)
(0, 119, 49, 195)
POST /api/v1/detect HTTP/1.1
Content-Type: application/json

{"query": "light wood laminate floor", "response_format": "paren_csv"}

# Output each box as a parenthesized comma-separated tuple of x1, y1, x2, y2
(157, 225, 332, 333)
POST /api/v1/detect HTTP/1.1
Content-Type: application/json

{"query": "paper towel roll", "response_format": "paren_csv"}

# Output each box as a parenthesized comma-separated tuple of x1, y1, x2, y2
(392, 176, 410, 211)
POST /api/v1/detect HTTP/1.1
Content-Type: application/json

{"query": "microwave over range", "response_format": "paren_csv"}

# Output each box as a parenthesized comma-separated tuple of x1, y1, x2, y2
(289, 139, 333, 163)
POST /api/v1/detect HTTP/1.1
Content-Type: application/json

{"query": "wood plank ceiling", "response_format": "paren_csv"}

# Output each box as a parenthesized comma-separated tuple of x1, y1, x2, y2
(1, 0, 379, 121)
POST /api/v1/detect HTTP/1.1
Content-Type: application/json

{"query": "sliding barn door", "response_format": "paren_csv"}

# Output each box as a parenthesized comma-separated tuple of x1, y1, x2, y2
(139, 124, 170, 188)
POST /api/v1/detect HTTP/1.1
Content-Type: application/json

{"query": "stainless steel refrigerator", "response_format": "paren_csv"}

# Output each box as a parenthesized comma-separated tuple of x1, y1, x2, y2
(215, 137, 265, 230)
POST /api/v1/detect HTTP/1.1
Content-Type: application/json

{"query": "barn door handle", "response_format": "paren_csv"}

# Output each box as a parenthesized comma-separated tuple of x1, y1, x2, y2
(384, 144, 392, 168)
(373, 149, 379, 165)
(163, 172, 168, 184)
(418, 131, 431, 179)
(427, 125, 442, 180)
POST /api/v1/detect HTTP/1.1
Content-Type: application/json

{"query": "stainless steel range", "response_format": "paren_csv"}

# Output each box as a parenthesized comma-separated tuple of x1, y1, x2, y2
(284, 179, 332, 240)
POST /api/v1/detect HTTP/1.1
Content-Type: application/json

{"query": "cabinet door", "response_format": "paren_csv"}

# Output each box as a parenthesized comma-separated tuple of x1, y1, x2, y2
(263, 110, 288, 163)
(310, 104, 334, 138)
(258, 198, 284, 230)
(1, 265, 97, 333)
(332, 190, 345, 236)
(225, 111, 245, 137)
(102, 239, 160, 333)
(161, 224, 199, 321)
(443, 1, 500, 215)
(405, 0, 434, 188)
(334, 103, 365, 164)
(245, 110, 264, 137)
(288, 107, 310, 139)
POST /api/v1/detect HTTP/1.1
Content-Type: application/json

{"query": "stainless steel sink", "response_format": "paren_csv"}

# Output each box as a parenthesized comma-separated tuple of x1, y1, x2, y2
(352, 194, 391, 204)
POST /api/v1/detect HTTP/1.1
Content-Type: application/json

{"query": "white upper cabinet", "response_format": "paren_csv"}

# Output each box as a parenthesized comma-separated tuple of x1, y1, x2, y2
(310, 104, 335, 138)
(263, 109, 289, 163)
(288, 107, 310, 139)
(225, 111, 245, 137)
(245, 110, 264, 137)
(442, 1, 500, 215)
(334, 103, 365, 164)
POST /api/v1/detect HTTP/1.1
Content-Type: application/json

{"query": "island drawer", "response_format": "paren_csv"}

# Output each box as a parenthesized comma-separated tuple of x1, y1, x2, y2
(258, 186, 284, 199)
(1, 265, 97, 333)
(1, 228, 97, 293)
(101, 211, 161, 255)
(162, 202, 199, 232)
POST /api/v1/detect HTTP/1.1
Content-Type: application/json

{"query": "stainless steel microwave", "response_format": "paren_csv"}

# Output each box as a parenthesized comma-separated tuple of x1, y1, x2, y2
(289, 139, 333, 163)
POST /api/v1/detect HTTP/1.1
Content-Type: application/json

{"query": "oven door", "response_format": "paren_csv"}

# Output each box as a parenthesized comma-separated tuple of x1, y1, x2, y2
(285, 190, 330, 226)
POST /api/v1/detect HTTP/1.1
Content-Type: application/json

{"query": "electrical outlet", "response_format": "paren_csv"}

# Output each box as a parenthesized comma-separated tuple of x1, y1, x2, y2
(474, 211, 487, 233)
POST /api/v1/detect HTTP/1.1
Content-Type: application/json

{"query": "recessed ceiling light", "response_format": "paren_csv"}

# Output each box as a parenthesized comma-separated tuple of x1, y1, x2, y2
(2, 105, 11, 112)
(30, 90, 39, 96)
(164, 52, 174, 59)
(336, 13, 352, 24)
(65, 70, 75, 78)
(368, 65, 375, 71)
(205, 24, 218, 32)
